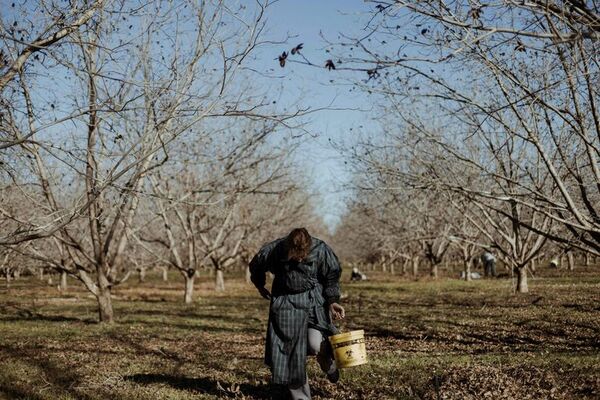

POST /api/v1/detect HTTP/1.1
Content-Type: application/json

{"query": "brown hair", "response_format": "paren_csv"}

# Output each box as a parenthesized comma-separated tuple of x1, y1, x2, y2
(285, 228, 312, 262)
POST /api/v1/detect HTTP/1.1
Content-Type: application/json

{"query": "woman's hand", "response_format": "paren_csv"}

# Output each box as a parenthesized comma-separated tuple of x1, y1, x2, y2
(329, 303, 345, 320)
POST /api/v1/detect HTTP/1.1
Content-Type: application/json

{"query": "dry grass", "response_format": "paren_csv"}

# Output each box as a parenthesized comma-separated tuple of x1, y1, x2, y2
(0, 266, 599, 399)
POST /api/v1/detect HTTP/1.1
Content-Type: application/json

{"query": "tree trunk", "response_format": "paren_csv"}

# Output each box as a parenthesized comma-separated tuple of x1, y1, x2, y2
(138, 267, 146, 283)
(5, 271, 11, 288)
(215, 269, 225, 292)
(464, 259, 472, 282)
(584, 252, 590, 266)
(390, 262, 395, 275)
(184, 273, 195, 304)
(430, 262, 438, 279)
(516, 267, 528, 293)
(530, 258, 536, 273)
(59, 271, 68, 291)
(13, 270, 19, 280)
(567, 252, 574, 271)
(162, 267, 168, 281)
(411, 257, 419, 278)
(39, 268, 44, 281)
(402, 259, 408, 275)
(245, 265, 252, 284)
(97, 287, 114, 323)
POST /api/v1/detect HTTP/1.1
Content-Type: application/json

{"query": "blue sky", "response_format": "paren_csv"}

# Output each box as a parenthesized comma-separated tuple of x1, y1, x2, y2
(251, 0, 379, 230)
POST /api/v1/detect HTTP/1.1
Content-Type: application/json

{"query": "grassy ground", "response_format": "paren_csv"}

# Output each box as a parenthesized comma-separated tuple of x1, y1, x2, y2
(0, 267, 599, 399)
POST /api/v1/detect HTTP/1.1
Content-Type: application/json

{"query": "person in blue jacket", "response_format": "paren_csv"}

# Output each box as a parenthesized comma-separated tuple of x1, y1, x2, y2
(249, 227, 345, 400)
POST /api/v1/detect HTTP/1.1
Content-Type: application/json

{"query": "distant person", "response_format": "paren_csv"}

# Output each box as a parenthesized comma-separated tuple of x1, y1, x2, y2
(481, 251, 497, 277)
(249, 228, 345, 400)
(350, 266, 367, 281)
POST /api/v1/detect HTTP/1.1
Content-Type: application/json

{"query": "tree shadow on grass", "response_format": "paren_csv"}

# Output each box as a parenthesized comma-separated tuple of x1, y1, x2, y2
(0, 313, 96, 324)
(366, 323, 600, 354)
(131, 319, 263, 335)
(0, 385, 46, 400)
(125, 373, 270, 399)
(0, 343, 113, 400)
(0, 304, 97, 324)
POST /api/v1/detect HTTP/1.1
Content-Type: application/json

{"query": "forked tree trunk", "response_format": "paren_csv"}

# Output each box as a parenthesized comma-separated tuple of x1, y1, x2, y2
(215, 269, 225, 292)
(60, 271, 68, 291)
(516, 267, 528, 293)
(184, 273, 195, 304)
(412, 257, 419, 278)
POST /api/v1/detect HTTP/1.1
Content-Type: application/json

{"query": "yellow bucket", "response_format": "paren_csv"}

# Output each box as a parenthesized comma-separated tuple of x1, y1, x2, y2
(329, 330, 367, 368)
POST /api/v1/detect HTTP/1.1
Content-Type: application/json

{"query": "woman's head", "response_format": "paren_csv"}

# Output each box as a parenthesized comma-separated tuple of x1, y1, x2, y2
(285, 228, 312, 261)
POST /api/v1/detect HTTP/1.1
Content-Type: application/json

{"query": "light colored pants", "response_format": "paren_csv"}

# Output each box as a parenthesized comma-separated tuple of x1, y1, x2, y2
(288, 328, 336, 400)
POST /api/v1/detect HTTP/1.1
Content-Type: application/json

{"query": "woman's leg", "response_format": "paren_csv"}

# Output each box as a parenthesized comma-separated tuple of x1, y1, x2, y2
(288, 375, 311, 400)
(307, 327, 322, 355)
(288, 329, 339, 399)
(308, 328, 337, 376)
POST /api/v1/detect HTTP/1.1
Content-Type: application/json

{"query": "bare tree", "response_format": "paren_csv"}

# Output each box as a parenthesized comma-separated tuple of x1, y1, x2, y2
(0, 0, 281, 322)
(332, 0, 600, 257)
(336, 107, 555, 292)
(137, 119, 310, 303)
(320, 1, 600, 292)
